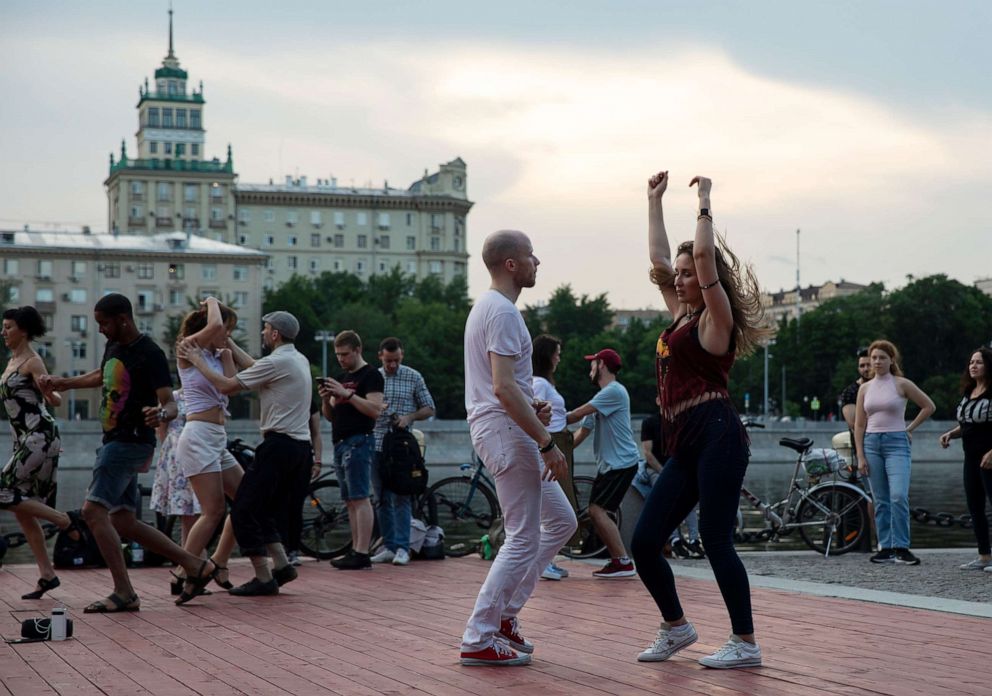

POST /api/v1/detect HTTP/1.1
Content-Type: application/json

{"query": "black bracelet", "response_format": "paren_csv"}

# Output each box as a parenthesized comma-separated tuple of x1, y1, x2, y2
(539, 438, 556, 454)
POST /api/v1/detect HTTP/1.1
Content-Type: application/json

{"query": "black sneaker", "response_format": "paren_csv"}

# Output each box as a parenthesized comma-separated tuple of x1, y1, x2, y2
(671, 539, 691, 559)
(229, 577, 279, 596)
(870, 549, 895, 564)
(686, 540, 706, 559)
(893, 548, 921, 565)
(330, 551, 372, 570)
(273, 564, 299, 586)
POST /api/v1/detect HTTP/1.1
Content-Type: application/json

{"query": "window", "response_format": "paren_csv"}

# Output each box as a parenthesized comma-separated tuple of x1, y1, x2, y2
(202, 265, 217, 281)
(185, 184, 198, 202)
(211, 207, 223, 221)
(138, 318, 154, 334)
(8, 286, 19, 302)
(149, 142, 158, 154)
(334, 234, 344, 248)
(264, 277, 274, 291)
(130, 181, 144, 196)
(309, 258, 320, 272)
(175, 143, 185, 157)
(431, 236, 441, 251)
(357, 235, 367, 249)
(136, 290, 154, 311)
(233, 266, 248, 281)
(167, 80, 177, 96)
(176, 109, 187, 128)
(35, 260, 53, 278)
(356, 212, 367, 226)
(148, 108, 160, 127)
(158, 183, 172, 201)
(406, 261, 416, 274)
(165, 142, 173, 155)
(41, 315, 54, 331)
(168, 288, 183, 305)
(238, 233, 249, 245)
(136, 263, 154, 279)
(333, 211, 345, 228)
(198, 289, 219, 301)
(184, 206, 197, 221)
(288, 236, 297, 247)
(264, 235, 274, 246)
(378, 212, 390, 229)
(70, 342, 87, 360)
(287, 256, 298, 270)
(379, 235, 390, 250)
(310, 211, 322, 226)
(69, 289, 87, 303)
(333, 259, 343, 271)
(431, 213, 443, 230)
(238, 209, 251, 223)
(162, 108, 173, 127)
(454, 261, 466, 275)
(406, 213, 413, 226)
(310, 233, 320, 247)
(210, 184, 223, 201)
(130, 206, 143, 219)
(286, 210, 298, 226)
(190, 110, 201, 129)
(355, 260, 365, 274)
(264, 210, 275, 222)
(455, 216, 465, 234)
(378, 261, 387, 273)
(233, 291, 249, 307)
(191, 143, 199, 156)
(429, 260, 443, 275)
(3, 259, 18, 275)
(454, 238, 461, 252)
(104, 263, 121, 278)
(168, 263, 185, 280)
(36, 288, 54, 303)
(266, 258, 275, 270)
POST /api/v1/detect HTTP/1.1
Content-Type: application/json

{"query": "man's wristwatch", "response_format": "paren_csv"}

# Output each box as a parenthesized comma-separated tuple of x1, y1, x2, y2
(158, 407, 170, 422)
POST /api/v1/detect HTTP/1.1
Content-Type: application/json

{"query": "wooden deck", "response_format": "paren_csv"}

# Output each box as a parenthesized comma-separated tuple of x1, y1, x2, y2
(1, 555, 988, 695)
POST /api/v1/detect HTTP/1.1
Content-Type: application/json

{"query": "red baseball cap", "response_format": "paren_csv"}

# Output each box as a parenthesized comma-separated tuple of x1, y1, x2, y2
(584, 348, 622, 372)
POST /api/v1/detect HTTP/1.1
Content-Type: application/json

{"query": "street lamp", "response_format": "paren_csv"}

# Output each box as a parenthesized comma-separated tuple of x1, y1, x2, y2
(64, 340, 77, 420)
(314, 330, 335, 376)
(762, 339, 776, 419)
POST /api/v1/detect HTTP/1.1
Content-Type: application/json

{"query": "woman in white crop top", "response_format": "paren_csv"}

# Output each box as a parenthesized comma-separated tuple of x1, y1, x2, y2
(172, 297, 243, 603)
(854, 339, 934, 566)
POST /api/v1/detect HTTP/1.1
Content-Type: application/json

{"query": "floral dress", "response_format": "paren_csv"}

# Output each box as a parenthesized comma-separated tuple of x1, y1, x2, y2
(149, 390, 201, 516)
(0, 369, 61, 507)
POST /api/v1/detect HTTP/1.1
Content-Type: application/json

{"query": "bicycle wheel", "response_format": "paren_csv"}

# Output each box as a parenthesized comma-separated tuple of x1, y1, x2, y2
(796, 484, 868, 555)
(420, 476, 499, 557)
(561, 475, 622, 560)
(300, 480, 352, 560)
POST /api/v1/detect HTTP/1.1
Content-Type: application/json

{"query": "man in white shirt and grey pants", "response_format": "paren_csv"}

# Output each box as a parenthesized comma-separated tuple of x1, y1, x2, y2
(459, 230, 576, 667)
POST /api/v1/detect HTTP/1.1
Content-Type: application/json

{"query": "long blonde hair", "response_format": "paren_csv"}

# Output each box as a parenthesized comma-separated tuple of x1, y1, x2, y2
(650, 235, 770, 356)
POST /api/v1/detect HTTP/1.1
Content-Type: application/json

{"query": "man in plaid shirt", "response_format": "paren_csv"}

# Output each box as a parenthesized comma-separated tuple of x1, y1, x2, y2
(369, 337, 436, 566)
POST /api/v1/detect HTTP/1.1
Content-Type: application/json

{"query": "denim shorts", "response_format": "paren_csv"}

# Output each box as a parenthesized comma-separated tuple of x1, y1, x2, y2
(334, 433, 373, 501)
(86, 441, 155, 513)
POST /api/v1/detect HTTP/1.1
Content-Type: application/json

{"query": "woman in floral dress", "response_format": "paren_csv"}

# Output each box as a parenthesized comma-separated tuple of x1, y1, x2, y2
(1, 306, 71, 599)
(150, 389, 200, 542)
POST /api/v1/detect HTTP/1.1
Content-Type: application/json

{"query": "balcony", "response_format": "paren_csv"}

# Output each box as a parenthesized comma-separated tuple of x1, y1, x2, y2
(182, 217, 200, 229)
(209, 219, 227, 230)
(110, 157, 233, 176)
(128, 217, 146, 227)
(130, 193, 144, 202)
(156, 217, 173, 228)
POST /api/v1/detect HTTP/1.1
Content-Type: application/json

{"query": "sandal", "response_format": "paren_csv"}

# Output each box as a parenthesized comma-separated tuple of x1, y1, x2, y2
(84, 592, 140, 613)
(169, 570, 185, 596)
(210, 559, 234, 590)
(22, 575, 61, 600)
(175, 558, 216, 605)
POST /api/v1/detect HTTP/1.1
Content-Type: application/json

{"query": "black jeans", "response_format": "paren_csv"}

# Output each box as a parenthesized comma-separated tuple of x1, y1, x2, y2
(631, 400, 754, 635)
(963, 449, 992, 555)
(232, 433, 311, 558)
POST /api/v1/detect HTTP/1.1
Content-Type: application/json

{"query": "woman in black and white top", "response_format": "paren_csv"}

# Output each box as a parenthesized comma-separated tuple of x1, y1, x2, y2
(940, 347, 992, 571)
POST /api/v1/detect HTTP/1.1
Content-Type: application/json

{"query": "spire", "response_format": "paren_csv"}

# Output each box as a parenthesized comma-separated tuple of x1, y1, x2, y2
(167, 3, 175, 58)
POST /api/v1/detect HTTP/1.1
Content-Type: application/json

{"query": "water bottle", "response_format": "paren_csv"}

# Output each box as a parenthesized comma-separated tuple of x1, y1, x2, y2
(50, 607, 67, 641)
(131, 541, 144, 566)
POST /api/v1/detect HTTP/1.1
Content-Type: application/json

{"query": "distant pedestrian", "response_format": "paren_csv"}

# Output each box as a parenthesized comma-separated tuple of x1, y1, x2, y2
(939, 347, 992, 571)
(319, 330, 384, 570)
(369, 337, 435, 567)
(855, 339, 935, 566)
(632, 171, 768, 668)
(568, 348, 639, 578)
(459, 229, 575, 667)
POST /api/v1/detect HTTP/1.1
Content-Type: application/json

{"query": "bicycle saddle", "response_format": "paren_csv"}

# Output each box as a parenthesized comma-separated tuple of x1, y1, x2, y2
(779, 437, 813, 453)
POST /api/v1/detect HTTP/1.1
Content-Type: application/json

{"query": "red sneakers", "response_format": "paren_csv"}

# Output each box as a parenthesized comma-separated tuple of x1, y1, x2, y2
(592, 558, 637, 578)
(499, 617, 534, 654)
(460, 640, 532, 666)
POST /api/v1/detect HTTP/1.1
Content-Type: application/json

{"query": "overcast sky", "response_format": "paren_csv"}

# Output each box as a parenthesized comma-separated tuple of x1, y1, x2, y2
(2, 1, 990, 308)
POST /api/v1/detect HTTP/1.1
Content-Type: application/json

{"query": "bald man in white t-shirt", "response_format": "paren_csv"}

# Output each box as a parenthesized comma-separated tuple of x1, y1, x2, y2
(459, 230, 577, 667)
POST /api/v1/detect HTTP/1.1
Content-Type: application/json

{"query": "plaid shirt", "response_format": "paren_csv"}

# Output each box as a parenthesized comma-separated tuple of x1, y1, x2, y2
(373, 364, 435, 451)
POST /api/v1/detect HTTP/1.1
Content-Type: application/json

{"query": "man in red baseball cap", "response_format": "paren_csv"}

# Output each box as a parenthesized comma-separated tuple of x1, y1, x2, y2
(566, 347, 640, 578)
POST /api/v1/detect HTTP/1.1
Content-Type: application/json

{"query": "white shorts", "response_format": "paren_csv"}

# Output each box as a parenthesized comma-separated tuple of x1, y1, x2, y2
(176, 420, 239, 478)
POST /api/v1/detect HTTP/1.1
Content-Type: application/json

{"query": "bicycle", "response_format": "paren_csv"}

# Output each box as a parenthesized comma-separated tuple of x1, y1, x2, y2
(737, 422, 872, 556)
(299, 471, 359, 560)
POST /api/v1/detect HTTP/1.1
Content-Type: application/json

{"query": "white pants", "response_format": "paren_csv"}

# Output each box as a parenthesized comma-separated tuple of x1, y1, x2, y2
(461, 414, 577, 652)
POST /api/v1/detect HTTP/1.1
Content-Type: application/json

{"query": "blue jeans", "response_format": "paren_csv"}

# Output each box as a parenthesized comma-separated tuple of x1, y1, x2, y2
(334, 434, 373, 501)
(372, 451, 412, 552)
(86, 441, 155, 513)
(864, 431, 912, 550)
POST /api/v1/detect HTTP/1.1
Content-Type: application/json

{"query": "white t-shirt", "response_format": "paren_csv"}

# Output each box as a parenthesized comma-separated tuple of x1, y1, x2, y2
(464, 290, 534, 424)
(236, 344, 313, 441)
(532, 376, 566, 432)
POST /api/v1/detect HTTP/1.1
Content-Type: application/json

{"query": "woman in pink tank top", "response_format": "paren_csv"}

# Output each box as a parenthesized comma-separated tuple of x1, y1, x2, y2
(854, 340, 934, 566)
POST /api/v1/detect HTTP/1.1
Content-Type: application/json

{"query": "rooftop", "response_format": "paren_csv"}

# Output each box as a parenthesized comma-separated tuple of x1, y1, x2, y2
(0, 229, 266, 258)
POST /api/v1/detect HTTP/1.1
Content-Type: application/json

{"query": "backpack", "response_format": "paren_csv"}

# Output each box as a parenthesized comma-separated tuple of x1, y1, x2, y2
(379, 426, 428, 495)
(53, 511, 105, 569)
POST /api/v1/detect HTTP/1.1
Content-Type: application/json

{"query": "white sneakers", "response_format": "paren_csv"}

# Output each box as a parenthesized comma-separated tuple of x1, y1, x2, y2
(698, 635, 762, 669)
(960, 557, 992, 570)
(637, 622, 698, 662)
(370, 548, 410, 565)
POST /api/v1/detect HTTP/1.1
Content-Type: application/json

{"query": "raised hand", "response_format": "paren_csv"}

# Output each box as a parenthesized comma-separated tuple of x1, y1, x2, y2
(689, 176, 712, 198)
(648, 170, 669, 198)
